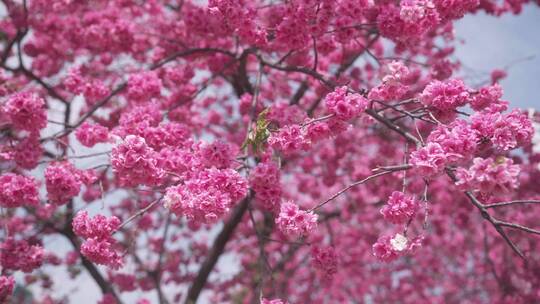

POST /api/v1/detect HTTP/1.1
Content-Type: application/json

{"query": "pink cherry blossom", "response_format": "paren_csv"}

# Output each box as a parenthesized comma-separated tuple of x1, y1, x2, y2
(75, 122, 109, 147)
(381, 191, 419, 224)
(410, 142, 449, 177)
(0, 173, 39, 208)
(3, 92, 47, 132)
(276, 202, 318, 238)
(0, 276, 14, 302)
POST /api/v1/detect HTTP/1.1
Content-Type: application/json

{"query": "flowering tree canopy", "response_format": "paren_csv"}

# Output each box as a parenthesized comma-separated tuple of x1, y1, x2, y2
(0, 0, 540, 303)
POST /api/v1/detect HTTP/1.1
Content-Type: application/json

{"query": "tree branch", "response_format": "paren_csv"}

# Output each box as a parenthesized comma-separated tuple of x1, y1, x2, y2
(184, 196, 251, 304)
(61, 228, 124, 304)
(485, 200, 540, 209)
(311, 164, 412, 211)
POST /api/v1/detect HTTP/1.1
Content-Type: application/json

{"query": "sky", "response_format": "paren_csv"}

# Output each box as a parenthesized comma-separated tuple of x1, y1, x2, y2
(455, 6, 540, 109)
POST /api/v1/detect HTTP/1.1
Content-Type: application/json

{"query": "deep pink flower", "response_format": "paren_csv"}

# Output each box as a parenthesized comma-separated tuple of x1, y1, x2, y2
(381, 191, 419, 224)
(311, 245, 338, 279)
(0, 173, 39, 208)
(110, 135, 162, 186)
(72, 211, 121, 240)
(268, 124, 311, 155)
(4, 92, 47, 132)
(410, 143, 450, 177)
(455, 157, 520, 195)
(164, 168, 248, 223)
(420, 79, 470, 111)
(0, 238, 44, 272)
(76, 122, 109, 147)
(0, 276, 14, 302)
(127, 71, 162, 102)
(325, 86, 369, 120)
(250, 161, 282, 211)
(276, 202, 318, 237)
(45, 162, 84, 205)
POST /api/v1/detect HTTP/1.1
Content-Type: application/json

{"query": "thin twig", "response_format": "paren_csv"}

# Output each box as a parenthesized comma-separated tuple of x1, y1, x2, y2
(485, 200, 540, 209)
(311, 164, 412, 211)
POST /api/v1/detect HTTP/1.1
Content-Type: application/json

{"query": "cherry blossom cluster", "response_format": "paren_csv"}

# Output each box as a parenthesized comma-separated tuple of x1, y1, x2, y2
(127, 71, 162, 103)
(455, 157, 521, 196)
(63, 67, 110, 105)
(310, 246, 338, 280)
(110, 135, 162, 187)
(75, 122, 110, 147)
(72, 211, 123, 269)
(268, 85, 371, 155)
(249, 160, 282, 211)
(275, 202, 318, 238)
(471, 109, 534, 151)
(0, 276, 14, 303)
(2, 92, 47, 132)
(268, 125, 311, 155)
(0, 173, 39, 208)
(0, 238, 44, 272)
(0, 0, 539, 302)
(419, 79, 470, 112)
(380, 191, 419, 225)
(324, 86, 369, 121)
(163, 168, 248, 223)
(373, 234, 423, 262)
(369, 61, 413, 100)
(45, 162, 95, 205)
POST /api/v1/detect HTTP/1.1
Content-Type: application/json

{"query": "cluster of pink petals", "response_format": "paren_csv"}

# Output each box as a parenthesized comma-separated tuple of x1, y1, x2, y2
(369, 61, 411, 101)
(311, 245, 338, 279)
(400, 0, 437, 22)
(110, 135, 162, 187)
(455, 157, 520, 195)
(377, 2, 439, 42)
(111, 273, 137, 292)
(305, 121, 332, 143)
(73, 211, 121, 239)
(380, 191, 419, 224)
(433, 0, 479, 21)
(324, 86, 369, 120)
(471, 83, 503, 111)
(127, 71, 162, 102)
(410, 142, 452, 177)
(249, 161, 282, 211)
(115, 104, 162, 138)
(156, 147, 202, 176)
(275, 202, 318, 238)
(268, 125, 311, 155)
(75, 122, 110, 147)
(64, 68, 110, 104)
(11, 135, 43, 170)
(72, 211, 123, 269)
(372, 234, 423, 262)
(200, 140, 237, 169)
(80, 238, 123, 270)
(471, 109, 534, 151)
(267, 103, 306, 126)
(0, 276, 14, 302)
(0, 173, 39, 208)
(45, 162, 90, 204)
(0, 237, 44, 272)
(3, 92, 47, 132)
(420, 79, 470, 112)
(163, 168, 248, 223)
(141, 122, 192, 151)
(427, 119, 478, 163)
